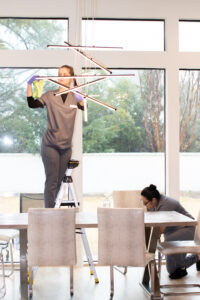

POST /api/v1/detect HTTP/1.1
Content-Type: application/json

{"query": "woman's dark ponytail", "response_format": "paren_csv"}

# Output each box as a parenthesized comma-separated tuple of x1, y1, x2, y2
(141, 184, 161, 202)
(73, 78, 78, 87)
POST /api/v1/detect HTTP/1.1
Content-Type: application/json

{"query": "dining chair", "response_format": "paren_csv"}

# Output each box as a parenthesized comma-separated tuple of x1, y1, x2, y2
(0, 229, 19, 277)
(0, 246, 6, 297)
(112, 190, 144, 209)
(27, 208, 76, 298)
(98, 207, 157, 299)
(112, 190, 146, 275)
(157, 210, 200, 296)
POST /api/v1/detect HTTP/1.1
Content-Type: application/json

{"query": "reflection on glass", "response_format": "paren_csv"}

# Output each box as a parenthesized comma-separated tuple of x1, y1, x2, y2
(82, 20, 164, 51)
(180, 70, 200, 152)
(0, 19, 68, 50)
(82, 69, 165, 153)
(0, 68, 58, 153)
(180, 70, 200, 219)
(83, 69, 165, 256)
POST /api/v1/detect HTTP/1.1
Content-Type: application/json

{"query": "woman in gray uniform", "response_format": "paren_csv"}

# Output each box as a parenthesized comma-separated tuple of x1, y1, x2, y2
(27, 65, 84, 208)
(141, 184, 200, 279)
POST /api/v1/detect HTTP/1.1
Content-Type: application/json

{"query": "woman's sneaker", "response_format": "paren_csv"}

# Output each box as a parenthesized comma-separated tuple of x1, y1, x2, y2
(196, 260, 200, 271)
(169, 268, 188, 279)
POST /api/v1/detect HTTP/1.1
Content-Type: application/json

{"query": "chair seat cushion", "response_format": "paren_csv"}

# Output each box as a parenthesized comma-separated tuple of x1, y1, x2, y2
(157, 240, 200, 255)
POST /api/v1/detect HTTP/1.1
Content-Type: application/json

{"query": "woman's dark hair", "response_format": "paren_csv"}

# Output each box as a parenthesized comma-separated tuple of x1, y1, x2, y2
(141, 184, 161, 202)
(60, 65, 78, 87)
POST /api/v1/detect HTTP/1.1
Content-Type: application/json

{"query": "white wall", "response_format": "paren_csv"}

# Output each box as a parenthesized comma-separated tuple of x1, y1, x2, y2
(0, 153, 199, 195)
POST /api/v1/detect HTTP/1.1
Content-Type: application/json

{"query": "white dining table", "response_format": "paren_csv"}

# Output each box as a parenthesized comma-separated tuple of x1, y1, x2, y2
(0, 211, 196, 300)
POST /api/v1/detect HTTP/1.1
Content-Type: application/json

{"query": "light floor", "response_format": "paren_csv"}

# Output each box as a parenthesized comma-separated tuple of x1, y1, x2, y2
(1, 264, 200, 300)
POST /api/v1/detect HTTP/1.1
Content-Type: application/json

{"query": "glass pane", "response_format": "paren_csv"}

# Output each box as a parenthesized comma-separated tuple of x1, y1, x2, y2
(82, 69, 165, 257)
(82, 20, 164, 51)
(179, 21, 200, 52)
(0, 68, 59, 213)
(180, 70, 200, 219)
(0, 19, 68, 50)
(0, 68, 59, 154)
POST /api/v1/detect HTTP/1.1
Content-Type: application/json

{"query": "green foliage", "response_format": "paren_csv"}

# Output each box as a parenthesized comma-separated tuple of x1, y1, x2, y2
(0, 19, 166, 154)
(83, 76, 160, 153)
(0, 19, 67, 49)
(0, 69, 47, 153)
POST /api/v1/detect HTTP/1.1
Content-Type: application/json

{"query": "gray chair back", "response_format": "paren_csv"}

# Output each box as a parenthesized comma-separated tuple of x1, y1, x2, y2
(113, 190, 144, 209)
(20, 193, 44, 213)
(28, 208, 76, 267)
(98, 207, 146, 267)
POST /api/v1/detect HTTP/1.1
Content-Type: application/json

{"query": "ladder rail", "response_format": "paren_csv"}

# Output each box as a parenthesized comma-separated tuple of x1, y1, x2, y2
(54, 160, 99, 283)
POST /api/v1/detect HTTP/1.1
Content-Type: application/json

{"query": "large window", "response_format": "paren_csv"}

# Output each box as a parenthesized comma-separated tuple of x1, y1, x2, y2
(179, 70, 200, 219)
(0, 68, 59, 212)
(82, 19, 165, 51)
(82, 69, 165, 256)
(82, 69, 165, 193)
(0, 68, 59, 153)
(0, 18, 68, 50)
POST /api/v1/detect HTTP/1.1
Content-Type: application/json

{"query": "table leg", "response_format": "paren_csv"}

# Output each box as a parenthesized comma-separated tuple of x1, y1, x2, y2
(141, 227, 163, 300)
(148, 227, 160, 253)
(145, 227, 151, 249)
(20, 229, 28, 300)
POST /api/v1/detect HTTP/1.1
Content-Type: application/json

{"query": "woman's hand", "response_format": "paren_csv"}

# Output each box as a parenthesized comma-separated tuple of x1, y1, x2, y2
(27, 75, 40, 97)
(27, 75, 40, 85)
(74, 92, 84, 106)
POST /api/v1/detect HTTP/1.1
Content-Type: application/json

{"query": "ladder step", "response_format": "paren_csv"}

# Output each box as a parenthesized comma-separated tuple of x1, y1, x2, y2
(60, 201, 80, 207)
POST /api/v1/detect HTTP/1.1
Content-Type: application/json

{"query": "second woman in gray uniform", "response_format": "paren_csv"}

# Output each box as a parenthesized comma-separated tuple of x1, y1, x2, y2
(27, 65, 84, 208)
(141, 184, 200, 279)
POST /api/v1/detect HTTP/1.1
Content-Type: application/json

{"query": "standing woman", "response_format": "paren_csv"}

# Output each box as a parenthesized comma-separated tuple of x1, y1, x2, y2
(141, 184, 200, 279)
(27, 65, 84, 208)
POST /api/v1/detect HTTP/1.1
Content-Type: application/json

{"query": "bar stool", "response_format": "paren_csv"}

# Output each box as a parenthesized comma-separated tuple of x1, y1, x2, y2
(157, 211, 200, 296)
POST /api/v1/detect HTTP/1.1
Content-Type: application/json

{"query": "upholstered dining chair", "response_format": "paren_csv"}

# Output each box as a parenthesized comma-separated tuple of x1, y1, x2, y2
(0, 246, 6, 297)
(27, 208, 76, 298)
(112, 190, 144, 209)
(112, 190, 146, 275)
(0, 229, 19, 277)
(98, 207, 156, 299)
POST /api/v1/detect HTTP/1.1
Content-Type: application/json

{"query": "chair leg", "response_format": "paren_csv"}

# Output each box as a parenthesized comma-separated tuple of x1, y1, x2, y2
(150, 260, 163, 300)
(7, 239, 14, 277)
(110, 266, 114, 299)
(70, 265, 73, 297)
(28, 267, 33, 298)
(114, 266, 128, 275)
(0, 252, 6, 297)
(158, 251, 162, 280)
(0, 239, 14, 278)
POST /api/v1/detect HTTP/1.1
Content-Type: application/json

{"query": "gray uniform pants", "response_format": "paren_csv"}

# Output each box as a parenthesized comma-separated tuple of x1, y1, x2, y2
(41, 142, 72, 208)
(164, 226, 198, 274)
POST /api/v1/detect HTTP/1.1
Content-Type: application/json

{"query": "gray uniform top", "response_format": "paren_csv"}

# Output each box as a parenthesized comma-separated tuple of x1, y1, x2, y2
(153, 195, 194, 236)
(38, 90, 78, 150)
